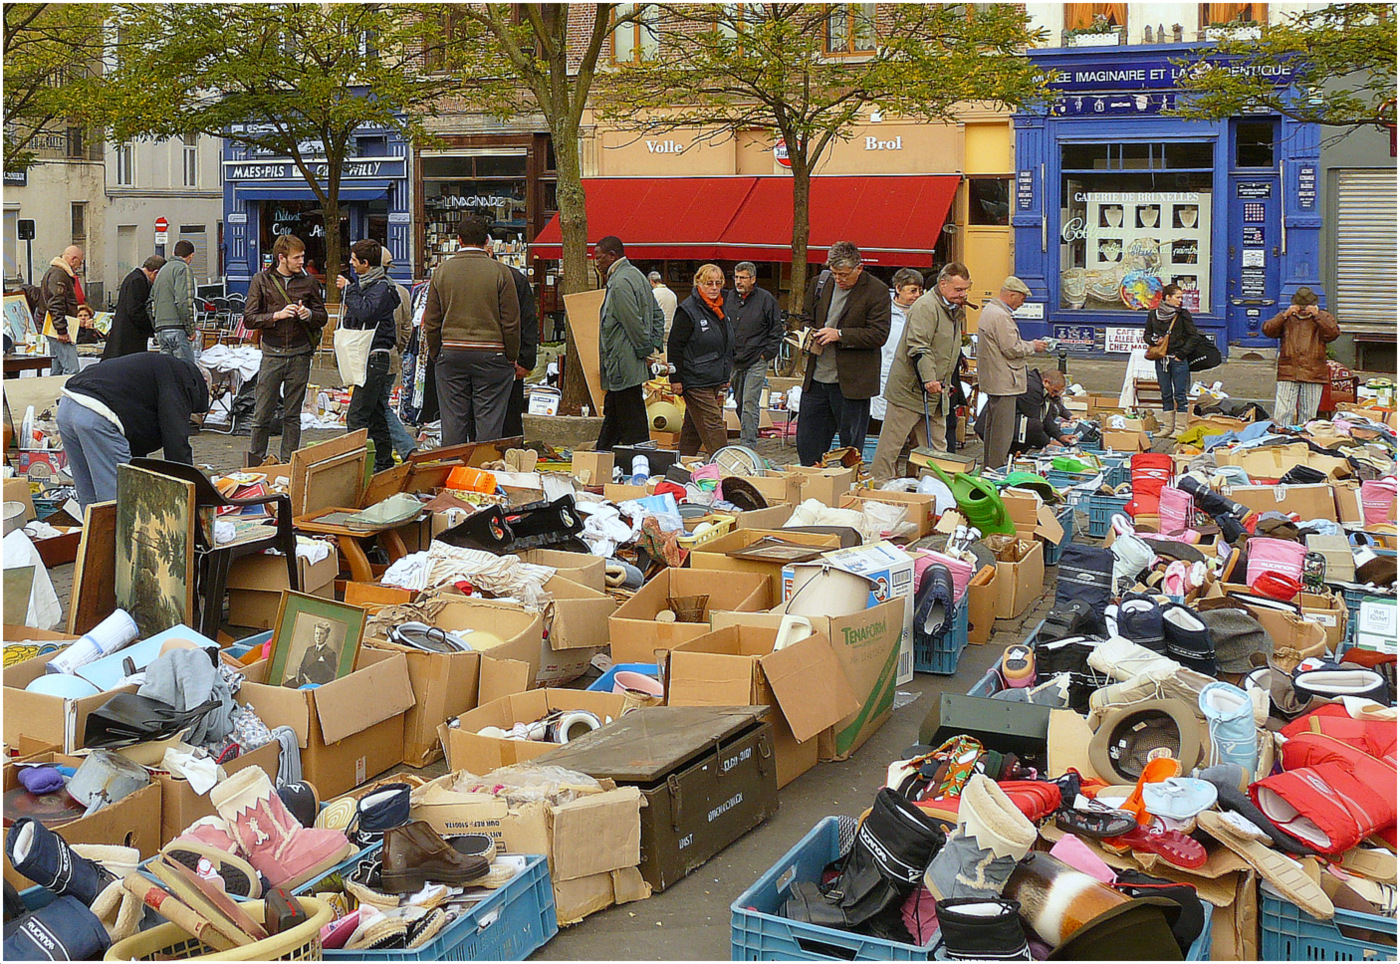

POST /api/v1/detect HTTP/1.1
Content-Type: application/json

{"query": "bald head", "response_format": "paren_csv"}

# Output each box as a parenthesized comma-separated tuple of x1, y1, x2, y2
(63, 246, 84, 270)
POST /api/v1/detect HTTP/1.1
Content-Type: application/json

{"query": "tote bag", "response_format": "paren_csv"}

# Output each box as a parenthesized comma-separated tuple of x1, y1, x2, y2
(333, 326, 375, 387)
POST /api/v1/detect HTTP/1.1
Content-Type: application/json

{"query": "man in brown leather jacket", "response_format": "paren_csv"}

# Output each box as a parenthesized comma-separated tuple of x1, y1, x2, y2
(1262, 287, 1340, 426)
(244, 234, 328, 463)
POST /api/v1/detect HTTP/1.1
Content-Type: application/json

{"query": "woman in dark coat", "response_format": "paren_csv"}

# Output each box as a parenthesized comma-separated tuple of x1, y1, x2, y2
(102, 255, 164, 360)
(1143, 283, 1199, 439)
(667, 263, 735, 457)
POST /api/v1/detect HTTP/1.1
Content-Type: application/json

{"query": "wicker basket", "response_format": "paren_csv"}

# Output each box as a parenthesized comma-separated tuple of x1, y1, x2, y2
(104, 897, 334, 961)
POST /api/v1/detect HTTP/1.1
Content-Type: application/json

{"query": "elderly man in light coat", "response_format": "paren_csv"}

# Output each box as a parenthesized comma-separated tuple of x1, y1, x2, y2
(979, 276, 1047, 470)
(869, 263, 971, 482)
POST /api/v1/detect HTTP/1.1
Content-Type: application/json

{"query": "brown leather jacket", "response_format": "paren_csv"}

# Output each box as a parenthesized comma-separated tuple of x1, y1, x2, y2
(798, 269, 891, 399)
(1262, 307, 1339, 383)
(244, 267, 328, 356)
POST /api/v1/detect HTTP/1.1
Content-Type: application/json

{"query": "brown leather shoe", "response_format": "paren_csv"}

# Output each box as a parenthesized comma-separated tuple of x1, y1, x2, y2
(380, 821, 489, 893)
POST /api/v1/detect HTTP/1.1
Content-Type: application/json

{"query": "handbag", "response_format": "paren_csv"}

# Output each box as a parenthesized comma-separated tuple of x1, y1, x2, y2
(1186, 333, 1222, 372)
(83, 693, 221, 749)
(333, 325, 375, 387)
(1144, 313, 1176, 361)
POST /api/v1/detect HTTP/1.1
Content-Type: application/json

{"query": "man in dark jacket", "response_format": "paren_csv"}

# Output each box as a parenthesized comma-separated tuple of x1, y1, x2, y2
(39, 245, 84, 375)
(593, 236, 664, 451)
(795, 241, 891, 465)
(244, 234, 327, 464)
(975, 367, 1075, 457)
(336, 239, 401, 472)
(501, 251, 538, 439)
(103, 256, 165, 360)
(54, 352, 210, 510)
(728, 261, 782, 447)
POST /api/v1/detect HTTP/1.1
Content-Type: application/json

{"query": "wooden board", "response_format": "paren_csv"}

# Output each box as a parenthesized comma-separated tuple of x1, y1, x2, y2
(67, 501, 117, 635)
(115, 466, 196, 638)
(359, 463, 411, 508)
(290, 429, 368, 517)
(407, 437, 522, 468)
(563, 288, 606, 411)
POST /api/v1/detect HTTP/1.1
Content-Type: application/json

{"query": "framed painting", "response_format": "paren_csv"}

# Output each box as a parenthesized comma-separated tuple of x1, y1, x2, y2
(3, 293, 34, 342)
(115, 464, 196, 637)
(266, 591, 365, 688)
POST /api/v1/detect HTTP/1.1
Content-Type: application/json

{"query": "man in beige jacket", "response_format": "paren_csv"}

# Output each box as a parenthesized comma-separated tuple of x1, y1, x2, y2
(979, 276, 1046, 470)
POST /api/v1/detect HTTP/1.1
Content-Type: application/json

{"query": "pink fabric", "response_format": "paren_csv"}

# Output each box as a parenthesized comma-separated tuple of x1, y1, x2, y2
(900, 885, 940, 945)
(1361, 477, 1398, 525)
(1158, 486, 1194, 534)
(1245, 537, 1308, 587)
(912, 550, 973, 604)
(1049, 832, 1118, 883)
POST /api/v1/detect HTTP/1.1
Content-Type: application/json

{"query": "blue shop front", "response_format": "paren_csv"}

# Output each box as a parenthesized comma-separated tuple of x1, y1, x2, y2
(222, 127, 413, 294)
(1011, 44, 1322, 354)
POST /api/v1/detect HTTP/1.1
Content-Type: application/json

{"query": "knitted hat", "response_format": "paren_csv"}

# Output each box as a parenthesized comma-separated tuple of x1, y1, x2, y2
(1196, 601, 1274, 674)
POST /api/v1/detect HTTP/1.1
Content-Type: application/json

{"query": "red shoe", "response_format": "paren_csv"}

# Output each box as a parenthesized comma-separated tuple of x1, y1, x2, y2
(1101, 824, 1208, 869)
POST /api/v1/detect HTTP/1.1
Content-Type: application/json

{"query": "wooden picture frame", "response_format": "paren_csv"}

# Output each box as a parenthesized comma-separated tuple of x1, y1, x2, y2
(68, 500, 118, 635)
(3, 292, 34, 342)
(290, 429, 368, 517)
(267, 591, 365, 689)
(115, 465, 196, 637)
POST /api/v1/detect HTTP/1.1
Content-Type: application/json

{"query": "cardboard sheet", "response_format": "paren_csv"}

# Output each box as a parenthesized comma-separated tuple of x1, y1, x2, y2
(563, 289, 606, 411)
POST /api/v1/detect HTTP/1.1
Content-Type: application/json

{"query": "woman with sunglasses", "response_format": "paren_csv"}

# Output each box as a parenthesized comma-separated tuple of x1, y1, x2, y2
(668, 263, 735, 457)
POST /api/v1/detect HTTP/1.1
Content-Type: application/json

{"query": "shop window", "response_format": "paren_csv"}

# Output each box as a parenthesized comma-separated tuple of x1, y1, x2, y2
(1235, 120, 1275, 168)
(825, 4, 876, 55)
(1064, 4, 1126, 30)
(1058, 141, 1214, 314)
(611, 4, 659, 64)
(967, 177, 1010, 226)
(1199, 3, 1267, 27)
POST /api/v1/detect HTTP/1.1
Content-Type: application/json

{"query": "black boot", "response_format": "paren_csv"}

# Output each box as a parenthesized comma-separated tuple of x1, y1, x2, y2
(5, 820, 115, 907)
(934, 897, 1031, 961)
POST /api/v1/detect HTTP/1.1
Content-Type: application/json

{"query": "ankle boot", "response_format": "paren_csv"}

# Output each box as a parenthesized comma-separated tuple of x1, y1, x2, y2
(381, 821, 489, 893)
(5, 819, 116, 906)
(349, 783, 412, 849)
(210, 766, 353, 891)
(934, 897, 1031, 960)
(1154, 411, 1175, 438)
(924, 776, 1036, 901)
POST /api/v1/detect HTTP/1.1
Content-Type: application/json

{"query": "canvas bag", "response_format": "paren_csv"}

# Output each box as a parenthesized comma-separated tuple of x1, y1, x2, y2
(333, 326, 374, 387)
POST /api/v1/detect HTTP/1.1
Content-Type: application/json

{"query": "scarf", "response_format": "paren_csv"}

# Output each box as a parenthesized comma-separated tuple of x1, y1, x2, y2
(1152, 305, 1179, 325)
(357, 265, 388, 286)
(698, 287, 726, 319)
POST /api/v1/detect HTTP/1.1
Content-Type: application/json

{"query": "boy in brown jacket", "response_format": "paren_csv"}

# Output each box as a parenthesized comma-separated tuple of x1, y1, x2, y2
(1262, 287, 1339, 426)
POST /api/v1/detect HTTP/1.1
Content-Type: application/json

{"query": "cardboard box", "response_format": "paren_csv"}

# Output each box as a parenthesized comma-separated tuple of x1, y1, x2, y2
(411, 774, 646, 925)
(1220, 589, 1329, 663)
(1358, 596, 1397, 647)
(571, 450, 615, 486)
(730, 471, 807, 507)
(607, 568, 771, 663)
(840, 490, 938, 538)
(237, 647, 414, 798)
(226, 551, 338, 630)
(687, 528, 842, 601)
(1187, 414, 1249, 434)
(665, 624, 859, 787)
(1332, 481, 1365, 525)
(1224, 483, 1338, 523)
(342, 582, 415, 613)
(519, 548, 606, 593)
(782, 465, 856, 507)
(723, 408, 775, 434)
(2, 634, 140, 753)
(782, 541, 917, 686)
(543, 574, 617, 651)
(156, 740, 280, 846)
(1216, 443, 1351, 481)
(1307, 534, 1355, 582)
(1102, 428, 1150, 453)
(725, 504, 795, 530)
(438, 689, 628, 775)
(967, 565, 1000, 644)
(995, 540, 1044, 619)
(412, 594, 588, 687)
(713, 597, 905, 760)
(1001, 491, 1066, 547)
(1298, 591, 1350, 649)
(603, 482, 651, 502)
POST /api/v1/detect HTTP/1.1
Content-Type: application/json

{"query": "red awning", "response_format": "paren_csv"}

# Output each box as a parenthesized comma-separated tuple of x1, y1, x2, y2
(530, 174, 960, 266)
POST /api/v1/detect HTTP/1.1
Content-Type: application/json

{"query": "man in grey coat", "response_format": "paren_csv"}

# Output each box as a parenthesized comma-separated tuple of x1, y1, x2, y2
(593, 236, 663, 451)
(869, 263, 971, 482)
(979, 276, 1047, 470)
(149, 239, 199, 369)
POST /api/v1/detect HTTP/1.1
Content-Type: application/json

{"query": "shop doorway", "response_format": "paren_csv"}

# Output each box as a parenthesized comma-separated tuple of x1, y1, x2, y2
(1226, 120, 1280, 346)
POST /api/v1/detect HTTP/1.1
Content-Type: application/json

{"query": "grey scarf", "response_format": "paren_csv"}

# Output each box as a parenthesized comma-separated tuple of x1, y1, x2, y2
(357, 265, 388, 286)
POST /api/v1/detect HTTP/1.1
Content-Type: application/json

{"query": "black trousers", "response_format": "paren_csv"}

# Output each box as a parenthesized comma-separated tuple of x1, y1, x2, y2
(347, 352, 394, 471)
(435, 348, 514, 445)
(596, 385, 649, 451)
(503, 378, 526, 439)
(796, 379, 870, 466)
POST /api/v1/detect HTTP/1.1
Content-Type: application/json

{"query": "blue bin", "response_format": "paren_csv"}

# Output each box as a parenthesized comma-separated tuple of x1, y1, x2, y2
(1042, 505, 1076, 566)
(1086, 493, 1131, 538)
(586, 663, 661, 693)
(1186, 904, 1214, 961)
(913, 598, 969, 676)
(1260, 883, 1394, 961)
(731, 817, 940, 960)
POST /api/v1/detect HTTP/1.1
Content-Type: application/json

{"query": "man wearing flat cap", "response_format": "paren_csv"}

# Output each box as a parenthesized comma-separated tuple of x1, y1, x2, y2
(978, 276, 1047, 470)
(1262, 287, 1339, 427)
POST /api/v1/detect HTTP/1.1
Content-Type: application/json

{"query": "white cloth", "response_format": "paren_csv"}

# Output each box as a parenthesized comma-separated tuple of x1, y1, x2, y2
(3, 529, 62, 630)
(1118, 347, 1157, 407)
(160, 747, 225, 796)
(382, 550, 432, 591)
(197, 344, 263, 382)
(213, 520, 237, 544)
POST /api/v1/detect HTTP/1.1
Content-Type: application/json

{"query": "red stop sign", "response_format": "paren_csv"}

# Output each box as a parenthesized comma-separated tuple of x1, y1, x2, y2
(155, 217, 169, 232)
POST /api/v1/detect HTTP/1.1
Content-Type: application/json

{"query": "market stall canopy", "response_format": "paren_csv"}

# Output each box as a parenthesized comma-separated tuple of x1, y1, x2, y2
(530, 174, 960, 267)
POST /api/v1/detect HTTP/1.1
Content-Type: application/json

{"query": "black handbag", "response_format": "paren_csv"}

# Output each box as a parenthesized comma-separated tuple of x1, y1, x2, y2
(1186, 333, 1223, 372)
(83, 693, 221, 749)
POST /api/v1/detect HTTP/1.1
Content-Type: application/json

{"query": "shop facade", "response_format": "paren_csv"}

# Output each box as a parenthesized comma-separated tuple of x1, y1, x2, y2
(221, 125, 414, 293)
(1011, 44, 1322, 353)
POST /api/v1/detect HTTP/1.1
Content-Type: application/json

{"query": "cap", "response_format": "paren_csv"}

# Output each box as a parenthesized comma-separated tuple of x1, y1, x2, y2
(1002, 276, 1032, 297)
(1291, 286, 1319, 307)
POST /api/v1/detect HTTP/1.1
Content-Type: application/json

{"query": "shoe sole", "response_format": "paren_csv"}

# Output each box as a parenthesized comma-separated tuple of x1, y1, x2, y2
(381, 863, 489, 893)
(1198, 812, 1335, 919)
(160, 842, 262, 900)
(1341, 848, 1398, 885)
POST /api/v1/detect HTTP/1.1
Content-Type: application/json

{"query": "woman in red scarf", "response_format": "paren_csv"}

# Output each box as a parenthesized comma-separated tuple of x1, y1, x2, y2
(668, 263, 735, 457)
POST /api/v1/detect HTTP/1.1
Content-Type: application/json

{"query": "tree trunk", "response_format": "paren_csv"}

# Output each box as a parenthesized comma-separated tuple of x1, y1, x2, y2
(788, 161, 812, 322)
(322, 172, 343, 309)
(553, 119, 594, 416)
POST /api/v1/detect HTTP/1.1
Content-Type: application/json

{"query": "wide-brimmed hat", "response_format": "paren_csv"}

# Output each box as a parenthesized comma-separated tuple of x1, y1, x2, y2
(1196, 599, 1274, 674)
(1088, 698, 1204, 785)
(1291, 287, 1319, 307)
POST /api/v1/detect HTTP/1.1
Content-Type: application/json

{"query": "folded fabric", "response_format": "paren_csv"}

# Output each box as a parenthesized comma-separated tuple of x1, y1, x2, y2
(161, 746, 225, 795)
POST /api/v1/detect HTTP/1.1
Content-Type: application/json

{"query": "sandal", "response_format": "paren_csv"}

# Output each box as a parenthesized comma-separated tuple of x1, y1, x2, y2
(1055, 807, 1138, 840)
(1102, 824, 1208, 869)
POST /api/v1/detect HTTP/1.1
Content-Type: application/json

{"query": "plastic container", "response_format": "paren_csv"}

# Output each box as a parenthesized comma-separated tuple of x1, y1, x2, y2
(1185, 904, 1214, 961)
(1259, 883, 1395, 961)
(446, 465, 498, 494)
(730, 817, 940, 960)
(1086, 493, 1131, 538)
(103, 897, 334, 961)
(586, 663, 661, 693)
(676, 514, 735, 550)
(913, 598, 969, 675)
(1042, 505, 1076, 566)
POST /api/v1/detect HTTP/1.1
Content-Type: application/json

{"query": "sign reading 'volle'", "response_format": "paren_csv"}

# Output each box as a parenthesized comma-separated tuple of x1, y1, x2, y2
(645, 141, 684, 154)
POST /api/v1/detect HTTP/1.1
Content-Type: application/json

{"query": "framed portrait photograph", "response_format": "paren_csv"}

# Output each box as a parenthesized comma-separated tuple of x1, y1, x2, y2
(267, 591, 366, 689)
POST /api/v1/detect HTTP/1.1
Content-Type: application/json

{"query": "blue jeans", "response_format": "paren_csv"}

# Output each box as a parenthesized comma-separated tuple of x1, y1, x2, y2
(46, 337, 78, 375)
(156, 328, 200, 370)
(380, 371, 417, 457)
(731, 358, 768, 446)
(1156, 357, 1190, 413)
(56, 396, 131, 510)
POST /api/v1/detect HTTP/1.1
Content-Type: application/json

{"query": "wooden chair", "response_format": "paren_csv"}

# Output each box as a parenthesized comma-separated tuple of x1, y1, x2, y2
(128, 458, 299, 638)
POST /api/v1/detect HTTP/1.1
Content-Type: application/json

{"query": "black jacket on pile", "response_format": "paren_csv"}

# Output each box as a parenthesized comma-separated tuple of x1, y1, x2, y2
(975, 368, 1073, 454)
(668, 289, 734, 390)
(729, 285, 783, 369)
(64, 353, 209, 463)
(340, 275, 401, 353)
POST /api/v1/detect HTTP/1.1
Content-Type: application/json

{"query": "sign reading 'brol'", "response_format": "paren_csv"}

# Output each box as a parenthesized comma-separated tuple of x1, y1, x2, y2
(865, 136, 903, 151)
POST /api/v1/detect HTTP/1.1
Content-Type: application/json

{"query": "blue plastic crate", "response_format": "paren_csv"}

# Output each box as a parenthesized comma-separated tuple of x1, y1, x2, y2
(860, 435, 879, 463)
(1042, 505, 1076, 566)
(967, 664, 1002, 699)
(586, 662, 661, 693)
(1045, 468, 1097, 489)
(1086, 493, 1131, 539)
(1260, 883, 1395, 961)
(913, 598, 969, 675)
(1103, 457, 1131, 489)
(731, 817, 940, 960)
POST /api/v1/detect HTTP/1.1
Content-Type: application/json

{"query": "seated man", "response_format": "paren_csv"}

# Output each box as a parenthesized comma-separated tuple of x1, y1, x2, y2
(975, 367, 1075, 457)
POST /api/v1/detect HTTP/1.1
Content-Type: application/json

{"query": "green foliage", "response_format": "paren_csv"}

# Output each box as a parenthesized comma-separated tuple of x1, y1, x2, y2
(1172, 4, 1397, 132)
(3, 3, 109, 172)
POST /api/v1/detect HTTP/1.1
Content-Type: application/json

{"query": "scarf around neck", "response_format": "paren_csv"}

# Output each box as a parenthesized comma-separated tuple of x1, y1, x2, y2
(699, 287, 726, 319)
(357, 265, 388, 286)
